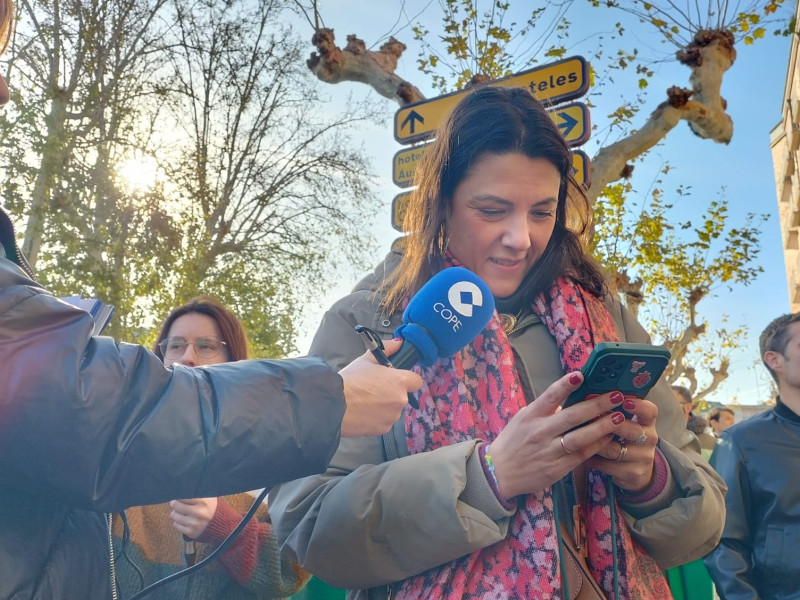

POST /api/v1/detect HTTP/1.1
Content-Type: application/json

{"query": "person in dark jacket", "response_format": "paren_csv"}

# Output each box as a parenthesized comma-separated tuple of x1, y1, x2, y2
(704, 312, 800, 600)
(707, 406, 736, 437)
(0, 3, 421, 598)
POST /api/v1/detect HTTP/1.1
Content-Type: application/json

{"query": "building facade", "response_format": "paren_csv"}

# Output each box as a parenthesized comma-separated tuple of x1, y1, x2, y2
(770, 1, 800, 312)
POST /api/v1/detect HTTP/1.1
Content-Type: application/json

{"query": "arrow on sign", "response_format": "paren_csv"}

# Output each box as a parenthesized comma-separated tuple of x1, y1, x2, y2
(557, 110, 579, 139)
(394, 56, 589, 144)
(401, 110, 424, 135)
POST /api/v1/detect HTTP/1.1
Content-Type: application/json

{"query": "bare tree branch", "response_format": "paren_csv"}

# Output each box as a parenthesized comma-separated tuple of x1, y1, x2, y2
(307, 28, 425, 104)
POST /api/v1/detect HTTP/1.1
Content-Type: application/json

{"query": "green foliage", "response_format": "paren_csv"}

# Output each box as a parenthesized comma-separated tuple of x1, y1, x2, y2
(600, 0, 792, 48)
(593, 170, 768, 392)
(412, 0, 530, 92)
(411, 1, 659, 139)
(3, 0, 380, 356)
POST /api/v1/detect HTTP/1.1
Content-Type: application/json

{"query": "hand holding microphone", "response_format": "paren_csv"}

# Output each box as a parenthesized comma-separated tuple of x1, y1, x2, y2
(356, 267, 496, 409)
(339, 340, 422, 437)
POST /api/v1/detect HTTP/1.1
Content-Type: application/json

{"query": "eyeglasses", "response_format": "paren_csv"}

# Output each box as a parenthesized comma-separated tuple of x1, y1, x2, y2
(158, 336, 227, 360)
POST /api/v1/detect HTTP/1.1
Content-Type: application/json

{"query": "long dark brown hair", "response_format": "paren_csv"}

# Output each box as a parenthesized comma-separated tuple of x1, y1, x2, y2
(153, 296, 251, 362)
(383, 85, 605, 313)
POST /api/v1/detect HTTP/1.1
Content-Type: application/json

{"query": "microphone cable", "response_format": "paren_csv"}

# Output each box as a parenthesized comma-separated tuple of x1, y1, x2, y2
(115, 510, 145, 598)
(126, 488, 268, 600)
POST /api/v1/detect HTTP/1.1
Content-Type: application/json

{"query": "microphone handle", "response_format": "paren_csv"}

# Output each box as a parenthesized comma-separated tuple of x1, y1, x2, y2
(388, 340, 423, 370)
(388, 341, 422, 410)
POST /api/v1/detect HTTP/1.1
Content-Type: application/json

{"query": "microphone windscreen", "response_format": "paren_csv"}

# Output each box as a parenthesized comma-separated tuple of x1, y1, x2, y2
(395, 267, 495, 365)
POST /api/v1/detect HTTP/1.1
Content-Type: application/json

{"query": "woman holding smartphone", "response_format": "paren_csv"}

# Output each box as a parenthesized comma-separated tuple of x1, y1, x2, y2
(270, 86, 725, 599)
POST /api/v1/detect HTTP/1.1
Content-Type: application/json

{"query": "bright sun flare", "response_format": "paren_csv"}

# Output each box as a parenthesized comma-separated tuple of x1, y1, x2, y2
(118, 156, 159, 193)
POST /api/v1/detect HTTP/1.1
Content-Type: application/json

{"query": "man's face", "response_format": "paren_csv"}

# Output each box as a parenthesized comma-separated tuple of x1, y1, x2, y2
(672, 388, 692, 421)
(712, 411, 735, 435)
(766, 321, 800, 394)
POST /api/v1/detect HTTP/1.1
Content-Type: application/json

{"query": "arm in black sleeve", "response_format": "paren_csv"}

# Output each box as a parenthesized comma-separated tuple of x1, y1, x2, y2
(0, 261, 345, 511)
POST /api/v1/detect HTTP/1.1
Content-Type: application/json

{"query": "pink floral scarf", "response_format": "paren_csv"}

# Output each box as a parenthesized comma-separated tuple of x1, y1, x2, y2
(396, 270, 672, 600)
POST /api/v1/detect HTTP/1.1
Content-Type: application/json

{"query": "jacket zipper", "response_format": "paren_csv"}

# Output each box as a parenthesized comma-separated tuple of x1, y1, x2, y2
(107, 513, 119, 600)
(0, 207, 35, 279)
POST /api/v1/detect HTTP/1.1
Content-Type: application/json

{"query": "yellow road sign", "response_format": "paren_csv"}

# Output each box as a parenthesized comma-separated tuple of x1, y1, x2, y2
(391, 152, 590, 231)
(391, 191, 412, 231)
(392, 145, 430, 188)
(392, 106, 590, 188)
(394, 56, 589, 144)
(552, 102, 590, 147)
(572, 150, 591, 188)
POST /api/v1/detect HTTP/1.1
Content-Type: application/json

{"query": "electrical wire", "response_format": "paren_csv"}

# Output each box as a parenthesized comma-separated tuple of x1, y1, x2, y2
(116, 510, 145, 596)
(125, 488, 267, 600)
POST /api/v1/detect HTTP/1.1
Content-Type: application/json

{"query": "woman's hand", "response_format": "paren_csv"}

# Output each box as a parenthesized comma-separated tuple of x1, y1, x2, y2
(169, 497, 219, 539)
(488, 372, 628, 499)
(585, 396, 659, 492)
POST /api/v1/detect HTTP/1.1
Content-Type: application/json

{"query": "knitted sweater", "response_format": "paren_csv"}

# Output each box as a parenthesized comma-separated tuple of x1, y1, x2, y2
(113, 493, 310, 600)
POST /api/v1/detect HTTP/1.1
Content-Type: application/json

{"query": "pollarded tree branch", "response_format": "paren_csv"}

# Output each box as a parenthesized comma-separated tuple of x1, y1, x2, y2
(693, 359, 730, 405)
(307, 28, 425, 104)
(666, 320, 707, 383)
(589, 29, 735, 202)
(610, 270, 644, 319)
(306, 25, 736, 209)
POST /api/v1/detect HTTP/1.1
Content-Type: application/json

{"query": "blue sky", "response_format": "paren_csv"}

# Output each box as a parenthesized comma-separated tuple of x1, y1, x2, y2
(294, 1, 792, 406)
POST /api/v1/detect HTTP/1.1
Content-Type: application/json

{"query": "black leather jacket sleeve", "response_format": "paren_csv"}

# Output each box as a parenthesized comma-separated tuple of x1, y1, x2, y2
(0, 258, 346, 512)
(704, 435, 759, 599)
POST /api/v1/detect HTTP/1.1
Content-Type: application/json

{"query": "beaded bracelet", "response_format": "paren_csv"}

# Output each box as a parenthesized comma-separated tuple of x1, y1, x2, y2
(484, 445, 499, 485)
(480, 444, 515, 510)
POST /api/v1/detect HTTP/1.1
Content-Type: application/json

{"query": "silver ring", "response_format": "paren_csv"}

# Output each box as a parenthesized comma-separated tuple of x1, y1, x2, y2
(560, 435, 575, 455)
(615, 440, 628, 462)
(632, 425, 648, 445)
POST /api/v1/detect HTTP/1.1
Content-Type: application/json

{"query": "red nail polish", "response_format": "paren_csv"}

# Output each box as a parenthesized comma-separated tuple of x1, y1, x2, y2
(569, 373, 581, 385)
(611, 412, 625, 424)
(624, 399, 636, 411)
(610, 391, 624, 404)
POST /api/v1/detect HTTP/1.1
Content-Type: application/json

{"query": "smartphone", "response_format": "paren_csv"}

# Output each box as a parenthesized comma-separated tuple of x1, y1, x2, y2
(562, 342, 671, 409)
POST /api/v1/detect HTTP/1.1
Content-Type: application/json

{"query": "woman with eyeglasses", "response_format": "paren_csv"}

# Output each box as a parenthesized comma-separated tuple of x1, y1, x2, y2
(0, 4, 424, 596)
(112, 296, 310, 600)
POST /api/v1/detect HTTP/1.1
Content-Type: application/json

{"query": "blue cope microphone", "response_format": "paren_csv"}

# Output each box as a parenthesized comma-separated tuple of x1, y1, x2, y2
(355, 267, 495, 408)
(391, 266, 496, 370)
